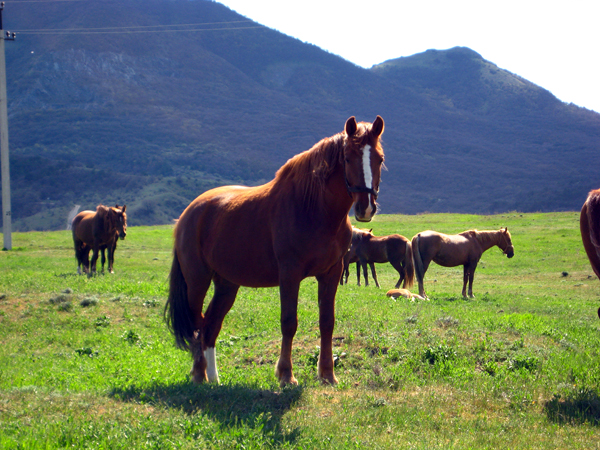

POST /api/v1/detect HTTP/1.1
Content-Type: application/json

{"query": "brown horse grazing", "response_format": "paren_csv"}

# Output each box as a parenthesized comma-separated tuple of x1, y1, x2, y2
(580, 189, 600, 318)
(412, 228, 514, 299)
(342, 228, 414, 289)
(165, 116, 385, 387)
(71, 204, 127, 275)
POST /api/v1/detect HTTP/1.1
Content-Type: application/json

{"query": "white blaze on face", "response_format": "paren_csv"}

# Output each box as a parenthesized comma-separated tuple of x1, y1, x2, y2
(204, 347, 219, 383)
(362, 144, 373, 190)
(362, 145, 374, 215)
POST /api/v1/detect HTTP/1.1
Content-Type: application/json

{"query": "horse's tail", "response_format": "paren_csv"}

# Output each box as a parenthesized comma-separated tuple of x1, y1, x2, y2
(164, 251, 195, 351)
(412, 234, 425, 285)
(71, 214, 84, 263)
(404, 239, 415, 289)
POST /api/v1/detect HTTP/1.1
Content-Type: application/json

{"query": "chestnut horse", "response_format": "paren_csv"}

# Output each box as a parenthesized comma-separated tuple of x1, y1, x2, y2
(340, 227, 371, 286)
(165, 116, 385, 386)
(342, 227, 414, 289)
(412, 228, 514, 298)
(71, 204, 127, 275)
(580, 188, 600, 318)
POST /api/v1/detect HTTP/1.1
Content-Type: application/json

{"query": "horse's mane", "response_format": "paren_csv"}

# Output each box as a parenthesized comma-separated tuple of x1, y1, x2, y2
(95, 204, 126, 232)
(273, 133, 345, 209)
(462, 229, 509, 247)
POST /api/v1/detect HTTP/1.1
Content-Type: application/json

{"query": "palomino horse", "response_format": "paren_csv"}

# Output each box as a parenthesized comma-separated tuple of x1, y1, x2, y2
(412, 228, 514, 298)
(71, 204, 127, 275)
(580, 188, 600, 318)
(342, 227, 414, 289)
(165, 116, 385, 386)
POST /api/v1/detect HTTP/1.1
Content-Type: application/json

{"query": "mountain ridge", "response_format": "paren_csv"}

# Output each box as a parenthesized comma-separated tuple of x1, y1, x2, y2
(1, 0, 599, 230)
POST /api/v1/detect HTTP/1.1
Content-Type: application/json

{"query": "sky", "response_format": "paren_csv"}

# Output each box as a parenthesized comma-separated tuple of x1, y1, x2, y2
(217, 0, 600, 114)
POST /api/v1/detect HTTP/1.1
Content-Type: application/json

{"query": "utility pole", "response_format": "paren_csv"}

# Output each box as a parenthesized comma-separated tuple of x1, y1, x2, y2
(0, 2, 15, 250)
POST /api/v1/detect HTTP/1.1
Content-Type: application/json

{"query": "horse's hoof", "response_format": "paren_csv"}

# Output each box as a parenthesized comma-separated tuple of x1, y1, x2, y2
(190, 369, 208, 384)
(278, 375, 298, 388)
(275, 366, 298, 387)
(318, 372, 338, 386)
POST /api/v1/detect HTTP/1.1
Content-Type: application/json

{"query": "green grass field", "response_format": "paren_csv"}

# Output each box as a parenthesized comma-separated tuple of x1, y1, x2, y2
(2, 212, 600, 449)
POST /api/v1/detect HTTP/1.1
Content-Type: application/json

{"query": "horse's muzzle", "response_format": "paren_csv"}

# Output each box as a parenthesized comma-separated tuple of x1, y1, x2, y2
(119, 232, 126, 240)
(354, 197, 376, 222)
(506, 250, 514, 258)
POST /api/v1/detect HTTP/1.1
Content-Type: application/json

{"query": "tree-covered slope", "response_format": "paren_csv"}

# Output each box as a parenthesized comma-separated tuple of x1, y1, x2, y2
(1, 0, 598, 230)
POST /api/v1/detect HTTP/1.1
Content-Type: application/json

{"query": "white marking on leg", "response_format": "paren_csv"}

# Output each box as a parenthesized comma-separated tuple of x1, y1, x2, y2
(204, 347, 219, 383)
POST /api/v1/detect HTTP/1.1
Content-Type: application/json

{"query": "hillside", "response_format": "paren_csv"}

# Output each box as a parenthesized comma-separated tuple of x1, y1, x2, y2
(1, 0, 599, 230)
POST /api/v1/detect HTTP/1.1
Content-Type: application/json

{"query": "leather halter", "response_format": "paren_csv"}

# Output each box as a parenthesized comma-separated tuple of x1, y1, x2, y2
(343, 143, 379, 199)
(345, 178, 379, 199)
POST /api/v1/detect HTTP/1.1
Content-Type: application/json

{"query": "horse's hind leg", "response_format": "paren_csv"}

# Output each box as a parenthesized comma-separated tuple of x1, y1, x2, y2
(389, 257, 405, 289)
(202, 274, 240, 383)
(74, 241, 83, 274)
(107, 240, 117, 273)
(82, 247, 90, 274)
(466, 263, 477, 298)
(462, 263, 477, 298)
(184, 270, 214, 384)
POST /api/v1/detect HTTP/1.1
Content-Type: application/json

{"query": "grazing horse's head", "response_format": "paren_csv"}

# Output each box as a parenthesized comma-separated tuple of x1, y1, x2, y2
(499, 227, 514, 258)
(342, 116, 385, 222)
(111, 205, 127, 240)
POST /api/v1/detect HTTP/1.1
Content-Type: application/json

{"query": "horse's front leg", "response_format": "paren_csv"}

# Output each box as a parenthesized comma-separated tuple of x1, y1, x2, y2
(370, 262, 380, 288)
(316, 262, 342, 385)
(100, 247, 106, 273)
(355, 262, 361, 286)
(361, 261, 369, 286)
(276, 276, 301, 387)
(107, 242, 115, 273)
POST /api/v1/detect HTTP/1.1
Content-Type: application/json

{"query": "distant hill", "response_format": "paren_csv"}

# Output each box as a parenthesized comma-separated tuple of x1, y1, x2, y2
(1, 0, 599, 231)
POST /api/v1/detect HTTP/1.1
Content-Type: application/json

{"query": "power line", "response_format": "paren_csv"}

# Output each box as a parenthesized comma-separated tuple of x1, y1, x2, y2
(15, 25, 265, 35)
(14, 19, 256, 32)
(13, 20, 266, 35)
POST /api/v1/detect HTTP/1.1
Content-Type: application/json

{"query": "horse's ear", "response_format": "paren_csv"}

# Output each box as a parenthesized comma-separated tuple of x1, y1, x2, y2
(369, 229, 373, 233)
(503, 227, 508, 233)
(345, 116, 357, 137)
(122, 205, 126, 213)
(371, 115, 384, 138)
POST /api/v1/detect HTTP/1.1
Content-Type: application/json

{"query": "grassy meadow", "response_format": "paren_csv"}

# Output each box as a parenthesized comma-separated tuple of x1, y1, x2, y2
(1, 212, 600, 449)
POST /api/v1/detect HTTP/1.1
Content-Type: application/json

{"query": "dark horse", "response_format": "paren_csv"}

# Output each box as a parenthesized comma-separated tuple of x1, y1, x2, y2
(71, 204, 127, 275)
(580, 188, 600, 318)
(165, 116, 385, 386)
(341, 227, 414, 289)
(412, 228, 514, 298)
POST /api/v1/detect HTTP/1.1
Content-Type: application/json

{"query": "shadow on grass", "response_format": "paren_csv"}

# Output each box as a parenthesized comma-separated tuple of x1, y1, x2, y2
(544, 389, 600, 426)
(109, 381, 304, 444)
